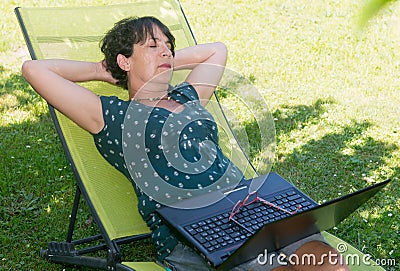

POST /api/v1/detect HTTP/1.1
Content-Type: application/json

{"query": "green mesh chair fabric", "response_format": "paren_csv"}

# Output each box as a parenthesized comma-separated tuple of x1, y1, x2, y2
(15, 1, 385, 270)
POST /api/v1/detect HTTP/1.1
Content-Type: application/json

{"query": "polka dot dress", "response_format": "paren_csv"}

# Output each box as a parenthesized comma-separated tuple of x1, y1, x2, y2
(93, 82, 244, 261)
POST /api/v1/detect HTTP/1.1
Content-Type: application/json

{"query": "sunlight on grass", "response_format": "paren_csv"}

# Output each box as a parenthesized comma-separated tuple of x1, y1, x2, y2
(0, 97, 47, 125)
(0, 93, 18, 109)
(0, 109, 32, 124)
(0, 86, 48, 125)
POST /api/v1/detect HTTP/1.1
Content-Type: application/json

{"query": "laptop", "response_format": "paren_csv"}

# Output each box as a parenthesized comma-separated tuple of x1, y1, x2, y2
(156, 172, 391, 271)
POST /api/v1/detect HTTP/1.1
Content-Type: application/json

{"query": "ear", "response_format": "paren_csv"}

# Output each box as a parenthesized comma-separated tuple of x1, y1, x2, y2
(117, 54, 131, 71)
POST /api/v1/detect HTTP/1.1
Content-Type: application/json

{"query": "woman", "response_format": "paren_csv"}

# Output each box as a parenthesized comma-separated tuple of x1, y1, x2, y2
(22, 16, 348, 271)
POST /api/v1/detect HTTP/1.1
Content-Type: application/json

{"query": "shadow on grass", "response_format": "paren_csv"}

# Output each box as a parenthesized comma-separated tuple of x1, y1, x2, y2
(234, 98, 337, 174)
(238, 97, 398, 196)
(0, 72, 63, 195)
(273, 98, 337, 137)
(0, 73, 100, 270)
(0, 72, 41, 110)
(274, 117, 397, 200)
(266, 99, 399, 267)
(0, 111, 75, 271)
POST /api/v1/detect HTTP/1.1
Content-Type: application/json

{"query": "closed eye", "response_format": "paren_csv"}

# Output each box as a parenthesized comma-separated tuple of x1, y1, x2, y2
(148, 38, 172, 50)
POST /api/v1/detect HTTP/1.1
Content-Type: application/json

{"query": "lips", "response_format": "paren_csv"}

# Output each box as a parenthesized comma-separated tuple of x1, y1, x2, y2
(159, 63, 172, 69)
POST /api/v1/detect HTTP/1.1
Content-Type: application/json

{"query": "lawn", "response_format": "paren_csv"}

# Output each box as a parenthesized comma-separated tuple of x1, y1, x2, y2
(1, 0, 399, 270)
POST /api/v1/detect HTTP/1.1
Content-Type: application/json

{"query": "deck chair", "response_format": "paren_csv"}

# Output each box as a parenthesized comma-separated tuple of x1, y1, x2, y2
(15, 1, 386, 270)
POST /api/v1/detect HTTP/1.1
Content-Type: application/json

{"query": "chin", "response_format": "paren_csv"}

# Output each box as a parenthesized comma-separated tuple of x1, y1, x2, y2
(156, 70, 173, 83)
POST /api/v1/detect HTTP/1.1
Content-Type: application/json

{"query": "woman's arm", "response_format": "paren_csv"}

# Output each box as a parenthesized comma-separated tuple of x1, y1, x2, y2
(173, 42, 228, 104)
(21, 59, 116, 134)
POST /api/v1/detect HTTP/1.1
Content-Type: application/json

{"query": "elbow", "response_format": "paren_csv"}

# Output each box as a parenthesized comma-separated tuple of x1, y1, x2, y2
(21, 60, 35, 81)
(216, 41, 227, 51)
(213, 42, 228, 66)
(215, 42, 228, 57)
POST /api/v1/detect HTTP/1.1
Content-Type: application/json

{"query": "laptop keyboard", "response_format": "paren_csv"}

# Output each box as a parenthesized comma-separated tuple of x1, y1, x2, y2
(184, 189, 316, 253)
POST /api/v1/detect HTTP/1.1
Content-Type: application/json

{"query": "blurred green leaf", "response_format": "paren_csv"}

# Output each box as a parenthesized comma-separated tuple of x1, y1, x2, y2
(359, 0, 396, 28)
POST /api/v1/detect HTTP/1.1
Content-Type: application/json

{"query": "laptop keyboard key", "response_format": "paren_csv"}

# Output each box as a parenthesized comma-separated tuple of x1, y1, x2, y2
(194, 234, 207, 244)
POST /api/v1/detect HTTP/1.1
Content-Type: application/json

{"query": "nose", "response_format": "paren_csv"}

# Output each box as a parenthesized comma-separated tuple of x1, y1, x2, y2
(160, 43, 172, 58)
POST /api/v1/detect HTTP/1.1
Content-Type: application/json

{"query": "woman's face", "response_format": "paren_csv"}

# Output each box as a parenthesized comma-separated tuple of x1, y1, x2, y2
(126, 25, 173, 92)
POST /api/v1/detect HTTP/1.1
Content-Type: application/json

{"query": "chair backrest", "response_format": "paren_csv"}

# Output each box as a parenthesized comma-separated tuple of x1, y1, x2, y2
(16, 0, 260, 241)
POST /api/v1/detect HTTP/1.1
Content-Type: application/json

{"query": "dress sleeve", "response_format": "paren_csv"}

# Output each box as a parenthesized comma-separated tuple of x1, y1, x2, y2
(92, 96, 127, 172)
(93, 96, 126, 136)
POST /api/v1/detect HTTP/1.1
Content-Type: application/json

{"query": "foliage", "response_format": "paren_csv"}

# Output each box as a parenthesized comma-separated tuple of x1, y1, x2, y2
(360, 0, 397, 27)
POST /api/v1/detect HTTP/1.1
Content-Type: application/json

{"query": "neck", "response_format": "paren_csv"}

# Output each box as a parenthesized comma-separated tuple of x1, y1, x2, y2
(129, 83, 171, 101)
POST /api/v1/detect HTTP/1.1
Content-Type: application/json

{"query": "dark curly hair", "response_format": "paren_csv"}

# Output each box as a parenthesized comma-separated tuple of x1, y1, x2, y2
(100, 16, 175, 90)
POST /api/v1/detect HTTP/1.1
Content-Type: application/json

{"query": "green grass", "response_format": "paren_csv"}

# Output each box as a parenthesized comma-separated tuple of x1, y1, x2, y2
(1, 0, 399, 270)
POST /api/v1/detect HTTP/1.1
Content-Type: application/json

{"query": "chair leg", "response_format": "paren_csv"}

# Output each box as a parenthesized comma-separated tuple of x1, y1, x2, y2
(67, 187, 81, 242)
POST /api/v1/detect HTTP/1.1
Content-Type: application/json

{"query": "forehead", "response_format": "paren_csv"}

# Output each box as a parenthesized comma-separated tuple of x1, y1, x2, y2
(147, 25, 170, 41)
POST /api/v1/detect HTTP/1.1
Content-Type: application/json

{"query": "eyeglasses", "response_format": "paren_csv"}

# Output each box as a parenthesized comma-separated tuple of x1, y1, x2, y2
(228, 191, 302, 222)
